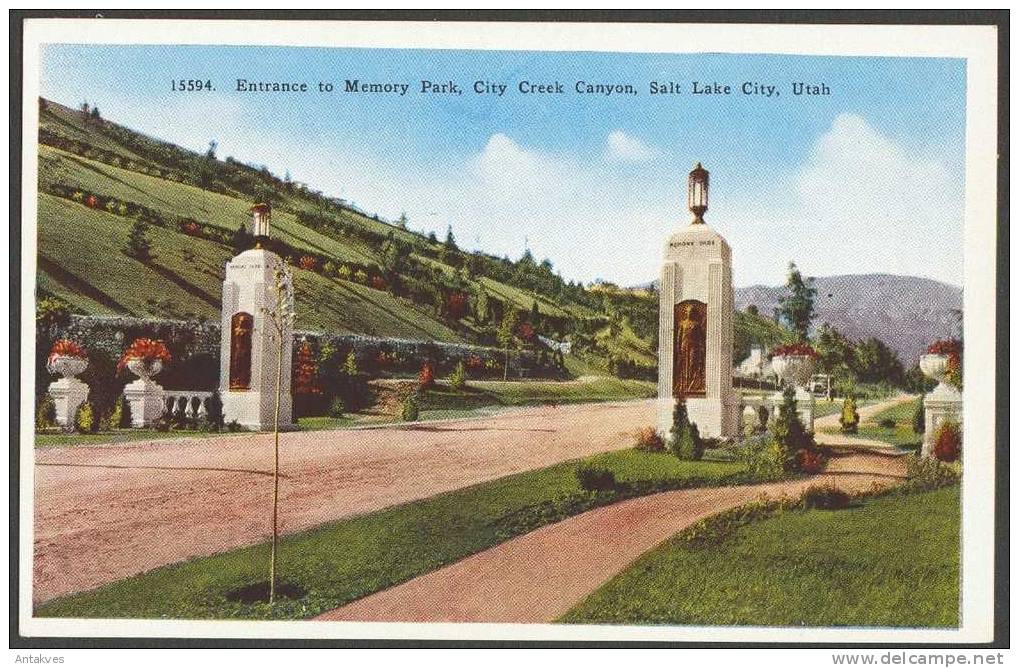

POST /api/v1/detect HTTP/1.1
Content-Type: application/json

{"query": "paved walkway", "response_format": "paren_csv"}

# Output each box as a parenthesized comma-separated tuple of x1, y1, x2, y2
(33, 399, 656, 603)
(318, 395, 915, 623)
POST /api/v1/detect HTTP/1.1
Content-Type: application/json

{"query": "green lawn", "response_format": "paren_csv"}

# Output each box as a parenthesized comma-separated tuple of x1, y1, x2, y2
(36, 449, 746, 620)
(34, 428, 222, 448)
(561, 485, 960, 628)
(821, 398, 923, 451)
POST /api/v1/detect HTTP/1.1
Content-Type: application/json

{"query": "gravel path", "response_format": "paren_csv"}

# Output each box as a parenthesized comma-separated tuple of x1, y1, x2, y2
(317, 395, 915, 624)
(32, 399, 656, 604)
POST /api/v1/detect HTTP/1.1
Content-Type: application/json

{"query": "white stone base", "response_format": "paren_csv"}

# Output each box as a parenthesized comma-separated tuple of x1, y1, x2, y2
(658, 393, 739, 441)
(222, 389, 296, 432)
(771, 387, 816, 433)
(123, 379, 166, 427)
(923, 384, 962, 458)
(48, 377, 89, 430)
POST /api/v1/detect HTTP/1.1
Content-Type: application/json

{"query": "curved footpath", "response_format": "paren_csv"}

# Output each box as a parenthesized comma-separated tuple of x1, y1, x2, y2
(33, 399, 656, 603)
(318, 394, 916, 623)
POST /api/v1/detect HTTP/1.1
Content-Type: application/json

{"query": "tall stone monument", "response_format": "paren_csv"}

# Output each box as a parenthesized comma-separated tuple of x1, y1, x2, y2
(220, 203, 296, 431)
(658, 163, 739, 439)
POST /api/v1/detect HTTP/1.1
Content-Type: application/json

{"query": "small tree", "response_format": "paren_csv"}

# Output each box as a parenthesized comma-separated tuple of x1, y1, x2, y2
(912, 398, 926, 435)
(778, 262, 816, 342)
(769, 385, 813, 472)
(839, 395, 860, 434)
(669, 400, 704, 461)
(36, 394, 57, 430)
(343, 350, 359, 377)
(400, 392, 420, 421)
(259, 262, 295, 606)
(125, 220, 153, 261)
(497, 310, 520, 381)
(449, 361, 467, 392)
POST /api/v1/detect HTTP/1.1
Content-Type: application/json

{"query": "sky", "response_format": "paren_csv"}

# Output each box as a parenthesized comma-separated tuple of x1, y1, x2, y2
(39, 44, 967, 288)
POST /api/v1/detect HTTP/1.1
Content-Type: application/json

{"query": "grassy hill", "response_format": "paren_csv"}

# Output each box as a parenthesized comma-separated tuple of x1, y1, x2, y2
(35, 97, 791, 368)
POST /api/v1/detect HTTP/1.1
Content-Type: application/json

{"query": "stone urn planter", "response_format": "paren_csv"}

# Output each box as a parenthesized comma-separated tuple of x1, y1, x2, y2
(120, 339, 172, 428)
(125, 357, 164, 383)
(769, 347, 818, 432)
(919, 353, 956, 395)
(47, 354, 88, 379)
(45, 343, 90, 430)
(771, 354, 815, 389)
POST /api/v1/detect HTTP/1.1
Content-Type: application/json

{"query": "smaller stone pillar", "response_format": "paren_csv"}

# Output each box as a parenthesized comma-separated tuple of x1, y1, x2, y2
(122, 359, 166, 427)
(920, 354, 962, 457)
(46, 354, 89, 430)
(49, 378, 89, 430)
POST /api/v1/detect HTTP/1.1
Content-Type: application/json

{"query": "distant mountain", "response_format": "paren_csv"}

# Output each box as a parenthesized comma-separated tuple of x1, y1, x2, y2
(733, 274, 962, 365)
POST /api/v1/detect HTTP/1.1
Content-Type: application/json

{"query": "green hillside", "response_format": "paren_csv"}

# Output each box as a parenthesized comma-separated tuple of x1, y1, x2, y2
(35, 97, 791, 367)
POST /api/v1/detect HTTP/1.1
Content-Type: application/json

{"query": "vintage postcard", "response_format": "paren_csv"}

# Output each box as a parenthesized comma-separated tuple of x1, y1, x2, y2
(15, 15, 1003, 647)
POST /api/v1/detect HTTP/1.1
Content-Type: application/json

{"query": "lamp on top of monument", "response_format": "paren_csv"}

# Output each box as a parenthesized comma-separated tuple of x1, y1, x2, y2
(251, 202, 271, 247)
(687, 162, 709, 224)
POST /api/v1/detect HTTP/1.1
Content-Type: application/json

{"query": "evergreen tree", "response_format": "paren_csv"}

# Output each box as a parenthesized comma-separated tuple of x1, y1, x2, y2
(769, 385, 813, 470)
(839, 394, 860, 434)
(343, 350, 359, 377)
(205, 391, 224, 431)
(397, 212, 409, 229)
(125, 220, 153, 261)
(444, 224, 457, 250)
(778, 262, 816, 342)
(231, 222, 253, 254)
(669, 400, 704, 461)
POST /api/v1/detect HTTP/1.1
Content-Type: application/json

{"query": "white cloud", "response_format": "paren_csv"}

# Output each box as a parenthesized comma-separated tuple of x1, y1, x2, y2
(604, 130, 656, 162)
(720, 113, 963, 287)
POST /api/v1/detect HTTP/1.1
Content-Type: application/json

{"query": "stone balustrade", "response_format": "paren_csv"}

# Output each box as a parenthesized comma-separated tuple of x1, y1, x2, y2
(162, 391, 214, 419)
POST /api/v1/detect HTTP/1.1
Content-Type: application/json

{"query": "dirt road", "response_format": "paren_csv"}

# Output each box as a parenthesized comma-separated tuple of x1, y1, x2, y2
(318, 396, 915, 623)
(33, 399, 656, 603)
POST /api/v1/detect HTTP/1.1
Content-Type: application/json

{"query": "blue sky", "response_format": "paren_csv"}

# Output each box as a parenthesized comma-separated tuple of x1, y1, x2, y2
(40, 44, 966, 287)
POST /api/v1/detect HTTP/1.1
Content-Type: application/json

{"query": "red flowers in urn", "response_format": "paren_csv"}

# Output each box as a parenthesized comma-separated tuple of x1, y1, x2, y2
(770, 343, 819, 359)
(48, 338, 87, 364)
(117, 337, 172, 375)
(927, 338, 962, 383)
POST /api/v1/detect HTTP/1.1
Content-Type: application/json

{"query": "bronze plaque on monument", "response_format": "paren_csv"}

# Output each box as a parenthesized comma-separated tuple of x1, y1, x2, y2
(673, 300, 706, 397)
(229, 311, 253, 390)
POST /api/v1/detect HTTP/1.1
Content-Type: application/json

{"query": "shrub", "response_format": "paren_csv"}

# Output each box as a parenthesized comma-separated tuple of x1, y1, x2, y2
(576, 464, 616, 492)
(400, 393, 420, 422)
(669, 400, 704, 461)
(343, 350, 358, 377)
(36, 394, 57, 430)
(796, 448, 826, 474)
(74, 401, 98, 434)
(328, 396, 346, 418)
(110, 396, 134, 429)
(770, 385, 814, 471)
(226, 420, 243, 433)
(738, 434, 786, 480)
(839, 395, 860, 434)
(448, 361, 467, 391)
(418, 362, 435, 390)
(878, 417, 897, 429)
(205, 391, 224, 431)
(912, 398, 926, 434)
(905, 453, 961, 490)
(801, 484, 852, 510)
(634, 426, 665, 453)
(125, 220, 153, 261)
(933, 420, 962, 462)
(171, 400, 189, 428)
(153, 414, 173, 432)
